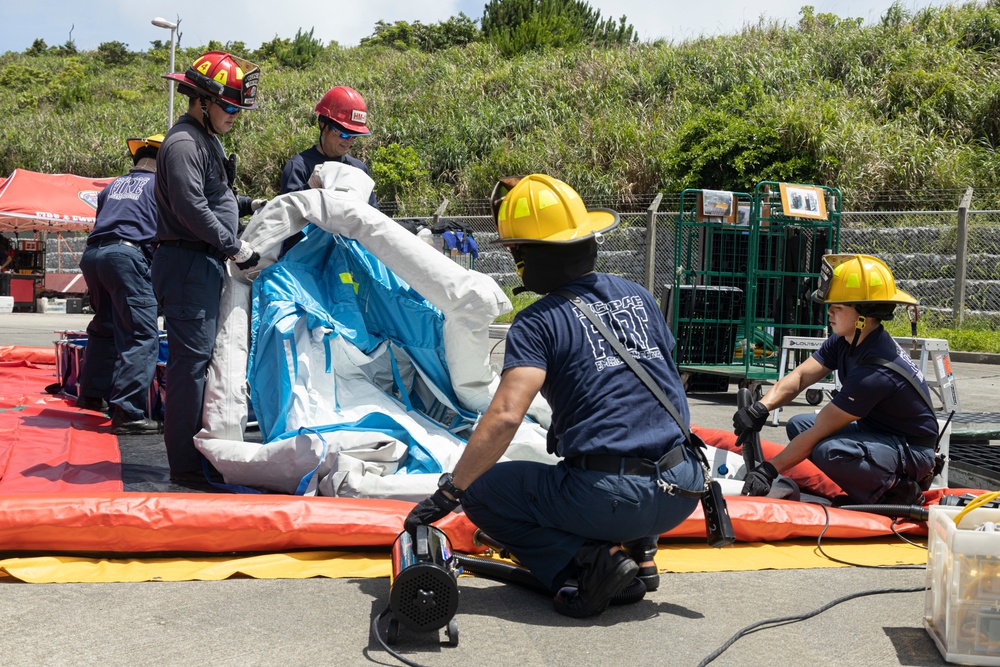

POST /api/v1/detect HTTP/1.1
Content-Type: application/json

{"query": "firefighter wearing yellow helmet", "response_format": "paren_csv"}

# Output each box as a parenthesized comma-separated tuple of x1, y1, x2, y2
(406, 174, 704, 619)
(76, 133, 166, 434)
(735, 254, 939, 508)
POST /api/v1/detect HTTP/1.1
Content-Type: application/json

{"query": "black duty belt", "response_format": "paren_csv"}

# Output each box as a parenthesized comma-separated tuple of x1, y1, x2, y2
(907, 435, 938, 449)
(566, 445, 686, 476)
(89, 238, 143, 251)
(156, 239, 227, 262)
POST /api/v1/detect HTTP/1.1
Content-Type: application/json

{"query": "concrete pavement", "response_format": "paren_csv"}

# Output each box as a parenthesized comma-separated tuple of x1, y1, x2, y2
(2, 311, 998, 666)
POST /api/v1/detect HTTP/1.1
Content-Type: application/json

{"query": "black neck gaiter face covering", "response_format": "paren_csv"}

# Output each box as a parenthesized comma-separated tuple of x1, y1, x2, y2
(511, 240, 598, 295)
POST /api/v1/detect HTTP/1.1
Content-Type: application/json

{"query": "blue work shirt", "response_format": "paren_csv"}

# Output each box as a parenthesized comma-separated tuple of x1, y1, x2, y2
(503, 272, 689, 460)
(813, 326, 938, 438)
(88, 168, 157, 249)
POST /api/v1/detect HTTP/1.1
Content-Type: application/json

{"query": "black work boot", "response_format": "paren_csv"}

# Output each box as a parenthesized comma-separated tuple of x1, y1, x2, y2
(75, 395, 108, 412)
(623, 539, 660, 592)
(877, 478, 925, 506)
(111, 412, 162, 435)
(553, 544, 638, 619)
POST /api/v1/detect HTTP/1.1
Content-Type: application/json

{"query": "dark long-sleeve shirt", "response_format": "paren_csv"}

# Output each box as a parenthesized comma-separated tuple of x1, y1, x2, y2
(154, 114, 241, 257)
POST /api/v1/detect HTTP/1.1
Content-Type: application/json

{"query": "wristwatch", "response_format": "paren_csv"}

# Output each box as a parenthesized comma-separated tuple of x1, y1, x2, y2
(437, 472, 465, 500)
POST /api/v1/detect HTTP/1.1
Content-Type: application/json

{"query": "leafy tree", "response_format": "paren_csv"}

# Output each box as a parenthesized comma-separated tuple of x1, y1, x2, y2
(25, 39, 47, 56)
(97, 41, 132, 66)
(254, 28, 324, 68)
(0, 64, 46, 91)
(481, 0, 635, 56)
(369, 143, 430, 205)
(56, 40, 78, 56)
(663, 105, 818, 192)
(361, 14, 480, 51)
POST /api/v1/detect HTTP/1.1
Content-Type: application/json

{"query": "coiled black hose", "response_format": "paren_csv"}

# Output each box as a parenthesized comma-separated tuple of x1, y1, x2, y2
(454, 553, 647, 605)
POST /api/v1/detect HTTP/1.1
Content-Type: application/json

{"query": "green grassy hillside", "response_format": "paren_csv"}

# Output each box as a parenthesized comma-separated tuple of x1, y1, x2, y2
(2, 2, 1000, 213)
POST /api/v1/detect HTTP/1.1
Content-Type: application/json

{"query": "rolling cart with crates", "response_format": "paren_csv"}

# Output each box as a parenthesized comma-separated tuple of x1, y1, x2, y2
(666, 182, 841, 397)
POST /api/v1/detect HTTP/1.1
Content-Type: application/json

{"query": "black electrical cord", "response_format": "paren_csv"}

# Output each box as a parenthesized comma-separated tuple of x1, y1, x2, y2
(371, 606, 430, 667)
(814, 504, 926, 569)
(697, 499, 930, 665)
(696, 585, 924, 666)
(890, 517, 929, 549)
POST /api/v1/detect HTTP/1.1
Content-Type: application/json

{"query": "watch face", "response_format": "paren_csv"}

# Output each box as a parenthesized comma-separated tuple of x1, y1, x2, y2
(438, 473, 451, 488)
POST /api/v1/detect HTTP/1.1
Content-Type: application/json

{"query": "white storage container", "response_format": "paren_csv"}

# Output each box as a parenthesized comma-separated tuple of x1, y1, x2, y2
(925, 503, 1000, 665)
(0, 296, 13, 314)
(38, 298, 68, 314)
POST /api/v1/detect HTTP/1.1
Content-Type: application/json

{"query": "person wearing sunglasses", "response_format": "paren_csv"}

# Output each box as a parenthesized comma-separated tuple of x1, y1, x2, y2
(277, 86, 378, 257)
(152, 50, 264, 485)
(405, 175, 704, 618)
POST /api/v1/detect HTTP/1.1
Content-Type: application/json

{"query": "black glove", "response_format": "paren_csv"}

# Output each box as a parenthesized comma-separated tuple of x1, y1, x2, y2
(236, 251, 260, 270)
(733, 401, 769, 435)
(403, 489, 460, 537)
(742, 461, 779, 496)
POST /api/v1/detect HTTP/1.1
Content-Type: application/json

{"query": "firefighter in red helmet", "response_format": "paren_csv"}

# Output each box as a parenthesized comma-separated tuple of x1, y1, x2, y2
(278, 86, 378, 256)
(152, 50, 264, 484)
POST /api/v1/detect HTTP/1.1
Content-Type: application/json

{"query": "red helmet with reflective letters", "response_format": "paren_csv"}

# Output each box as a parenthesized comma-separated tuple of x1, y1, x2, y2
(163, 50, 260, 110)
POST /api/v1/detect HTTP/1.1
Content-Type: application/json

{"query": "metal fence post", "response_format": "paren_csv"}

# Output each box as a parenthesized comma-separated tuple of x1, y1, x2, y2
(432, 199, 450, 228)
(644, 193, 663, 293)
(954, 187, 973, 325)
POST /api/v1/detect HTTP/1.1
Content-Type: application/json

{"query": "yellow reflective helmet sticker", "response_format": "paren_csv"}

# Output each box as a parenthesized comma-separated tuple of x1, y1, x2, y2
(513, 197, 530, 219)
(538, 190, 558, 210)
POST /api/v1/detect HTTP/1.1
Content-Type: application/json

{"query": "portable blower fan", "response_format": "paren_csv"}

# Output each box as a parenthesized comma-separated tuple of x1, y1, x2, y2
(385, 524, 461, 646)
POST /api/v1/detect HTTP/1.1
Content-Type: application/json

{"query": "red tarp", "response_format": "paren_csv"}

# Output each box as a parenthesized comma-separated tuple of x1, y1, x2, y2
(0, 169, 114, 233)
(0, 345, 983, 555)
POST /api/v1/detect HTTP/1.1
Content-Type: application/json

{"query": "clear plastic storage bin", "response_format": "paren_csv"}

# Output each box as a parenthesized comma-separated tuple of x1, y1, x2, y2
(925, 504, 1000, 665)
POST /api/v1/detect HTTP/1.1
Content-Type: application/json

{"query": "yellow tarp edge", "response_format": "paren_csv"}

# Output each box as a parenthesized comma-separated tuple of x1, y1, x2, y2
(659, 537, 927, 573)
(0, 537, 926, 584)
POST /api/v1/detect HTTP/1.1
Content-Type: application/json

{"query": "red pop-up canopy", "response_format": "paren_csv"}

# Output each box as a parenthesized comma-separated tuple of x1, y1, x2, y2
(0, 169, 114, 233)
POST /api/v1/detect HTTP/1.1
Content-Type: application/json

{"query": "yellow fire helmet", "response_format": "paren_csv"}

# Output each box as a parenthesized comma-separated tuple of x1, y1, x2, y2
(126, 134, 166, 157)
(811, 254, 918, 306)
(491, 174, 619, 245)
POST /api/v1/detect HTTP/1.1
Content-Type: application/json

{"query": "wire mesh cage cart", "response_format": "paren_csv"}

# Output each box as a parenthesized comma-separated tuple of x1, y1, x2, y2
(665, 183, 842, 394)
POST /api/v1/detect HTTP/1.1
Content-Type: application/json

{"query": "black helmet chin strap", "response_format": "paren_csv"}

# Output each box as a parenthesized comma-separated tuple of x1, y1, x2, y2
(848, 315, 866, 355)
(199, 98, 220, 135)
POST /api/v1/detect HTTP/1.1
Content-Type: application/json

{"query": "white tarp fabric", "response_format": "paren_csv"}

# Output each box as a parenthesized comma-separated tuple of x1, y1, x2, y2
(192, 162, 744, 500)
(195, 162, 553, 499)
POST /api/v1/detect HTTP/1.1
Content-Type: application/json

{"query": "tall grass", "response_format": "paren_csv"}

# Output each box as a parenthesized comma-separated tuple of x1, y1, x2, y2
(2, 2, 1000, 210)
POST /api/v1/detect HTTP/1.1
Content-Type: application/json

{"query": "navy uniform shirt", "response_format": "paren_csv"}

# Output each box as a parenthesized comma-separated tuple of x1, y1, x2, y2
(154, 114, 241, 257)
(503, 272, 689, 460)
(279, 145, 378, 208)
(813, 326, 938, 438)
(88, 168, 157, 249)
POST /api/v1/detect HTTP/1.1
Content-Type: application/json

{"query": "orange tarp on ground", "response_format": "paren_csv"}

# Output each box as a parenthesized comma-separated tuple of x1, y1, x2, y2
(0, 345, 978, 556)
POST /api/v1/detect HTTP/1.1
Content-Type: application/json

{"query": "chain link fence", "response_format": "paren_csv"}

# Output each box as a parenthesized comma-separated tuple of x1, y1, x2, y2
(430, 200, 1000, 326)
(36, 196, 1000, 324)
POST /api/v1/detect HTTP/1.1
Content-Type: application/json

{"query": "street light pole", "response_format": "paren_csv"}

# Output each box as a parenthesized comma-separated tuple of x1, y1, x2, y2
(151, 16, 180, 129)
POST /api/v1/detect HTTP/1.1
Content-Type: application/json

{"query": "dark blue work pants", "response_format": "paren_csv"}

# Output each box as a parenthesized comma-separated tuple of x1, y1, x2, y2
(461, 451, 703, 592)
(786, 413, 936, 503)
(151, 246, 224, 474)
(78, 243, 158, 420)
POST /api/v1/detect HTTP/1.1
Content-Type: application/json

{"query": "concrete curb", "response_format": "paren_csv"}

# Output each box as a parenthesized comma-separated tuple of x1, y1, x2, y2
(950, 350, 1000, 365)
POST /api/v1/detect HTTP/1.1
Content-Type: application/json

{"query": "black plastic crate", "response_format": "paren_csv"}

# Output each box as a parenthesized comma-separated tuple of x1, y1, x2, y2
(662, 285, 743, 365)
